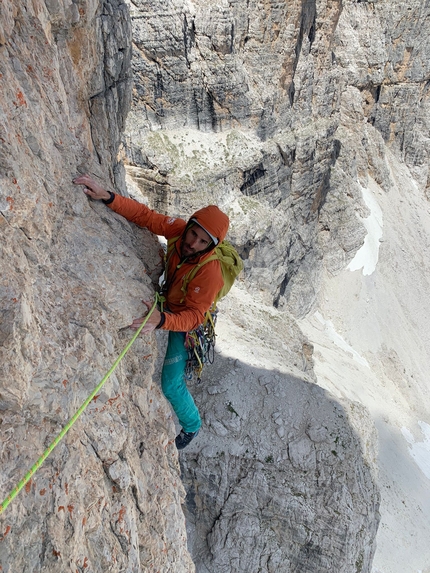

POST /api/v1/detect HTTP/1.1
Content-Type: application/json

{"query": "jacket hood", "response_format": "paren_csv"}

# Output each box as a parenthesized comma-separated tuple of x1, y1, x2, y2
(188, 205, 230, 246)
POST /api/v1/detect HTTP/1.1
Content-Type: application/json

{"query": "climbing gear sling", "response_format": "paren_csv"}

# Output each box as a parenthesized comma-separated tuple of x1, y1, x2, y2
(184, 308, 217, 382)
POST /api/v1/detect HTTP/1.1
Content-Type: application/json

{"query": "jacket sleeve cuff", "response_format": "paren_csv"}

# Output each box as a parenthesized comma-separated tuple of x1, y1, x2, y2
(102, 191, 115, 205)
(156, 312, 166, 329)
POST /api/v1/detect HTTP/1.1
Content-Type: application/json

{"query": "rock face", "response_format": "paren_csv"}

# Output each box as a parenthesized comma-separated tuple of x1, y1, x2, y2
(319, 0, 430, 276)
(124, 0, 347, 316)
(124, 0, 430, 317)
(0, 2, 193, 571)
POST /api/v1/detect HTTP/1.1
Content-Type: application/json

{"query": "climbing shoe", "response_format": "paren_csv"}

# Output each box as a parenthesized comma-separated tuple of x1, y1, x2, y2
(175, 429, 199, 450)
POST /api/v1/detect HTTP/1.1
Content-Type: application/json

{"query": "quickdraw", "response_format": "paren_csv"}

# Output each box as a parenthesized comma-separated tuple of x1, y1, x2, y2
(184, 309, 217, 382)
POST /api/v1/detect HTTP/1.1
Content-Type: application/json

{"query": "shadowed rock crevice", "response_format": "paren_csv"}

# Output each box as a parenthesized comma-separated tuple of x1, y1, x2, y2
(295, 0, 317, 64)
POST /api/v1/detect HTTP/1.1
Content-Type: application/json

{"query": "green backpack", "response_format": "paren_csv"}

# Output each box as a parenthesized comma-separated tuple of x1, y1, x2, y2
(166, 237, 244, 307)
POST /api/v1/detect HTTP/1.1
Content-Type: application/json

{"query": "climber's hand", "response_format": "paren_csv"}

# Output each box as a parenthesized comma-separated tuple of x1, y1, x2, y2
(129, 301, 161, 334)
(73, 174, 111, 201)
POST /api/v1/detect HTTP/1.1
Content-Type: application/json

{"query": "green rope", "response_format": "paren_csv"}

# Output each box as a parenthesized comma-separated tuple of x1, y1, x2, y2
(0, 296, 159, 515)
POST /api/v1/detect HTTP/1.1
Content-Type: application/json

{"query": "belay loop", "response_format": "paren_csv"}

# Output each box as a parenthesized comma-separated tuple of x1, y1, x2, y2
(184, 308, 218, 383)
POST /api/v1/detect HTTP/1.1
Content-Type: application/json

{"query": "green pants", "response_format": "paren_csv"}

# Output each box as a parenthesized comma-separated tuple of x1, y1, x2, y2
(161, 331, 202, 433)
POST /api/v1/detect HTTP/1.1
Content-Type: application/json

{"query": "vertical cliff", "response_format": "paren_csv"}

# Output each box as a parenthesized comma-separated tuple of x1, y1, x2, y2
(0, 2, 193, 571)
(124, 0, 346, 317)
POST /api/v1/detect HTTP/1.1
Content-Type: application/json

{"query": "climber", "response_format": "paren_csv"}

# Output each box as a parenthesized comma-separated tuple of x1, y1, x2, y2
(73, 174, 230, 450)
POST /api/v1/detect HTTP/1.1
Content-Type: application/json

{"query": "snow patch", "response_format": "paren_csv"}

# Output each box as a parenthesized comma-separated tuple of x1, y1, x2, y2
(314, 312, 370, 367)
(348, 182, 383, 276)
(401, 422, 430, 480)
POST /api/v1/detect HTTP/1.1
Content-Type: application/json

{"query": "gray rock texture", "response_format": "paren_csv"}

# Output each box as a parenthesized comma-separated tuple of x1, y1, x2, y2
(123, 0, 345, 316)
(123, 0, 430, 317)
(120, 0, 429, 572)
(319, 0, 430, 278)
(0, 1, 193, 571)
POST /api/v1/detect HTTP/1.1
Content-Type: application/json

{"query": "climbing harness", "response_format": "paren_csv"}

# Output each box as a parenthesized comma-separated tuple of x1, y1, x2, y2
(0, 295, 160, 515)
(184, 308, 217, 382)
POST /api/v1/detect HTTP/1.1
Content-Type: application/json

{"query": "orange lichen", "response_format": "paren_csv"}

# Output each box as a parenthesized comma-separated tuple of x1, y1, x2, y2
(118, 505, 126, 523)
(106, 395, 120, 406)
(16, 91, 26, 106)
(0, 526, 11, 541)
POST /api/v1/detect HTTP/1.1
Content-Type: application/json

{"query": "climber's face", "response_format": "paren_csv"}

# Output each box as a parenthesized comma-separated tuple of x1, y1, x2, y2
(181, 225, 212, 258)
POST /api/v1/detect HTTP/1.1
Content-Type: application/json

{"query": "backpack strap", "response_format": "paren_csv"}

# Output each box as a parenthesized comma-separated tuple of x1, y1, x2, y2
(166, 236, 180, 259)
(179, 254, 218, 303)
(166, 238, 243, 308)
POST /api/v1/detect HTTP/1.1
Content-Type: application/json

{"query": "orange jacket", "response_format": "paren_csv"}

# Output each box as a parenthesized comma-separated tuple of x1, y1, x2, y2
(108, 195, 230, 332)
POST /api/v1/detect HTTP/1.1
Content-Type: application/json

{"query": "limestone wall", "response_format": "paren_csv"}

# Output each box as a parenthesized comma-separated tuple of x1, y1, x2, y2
(0, 2, 193, 571)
